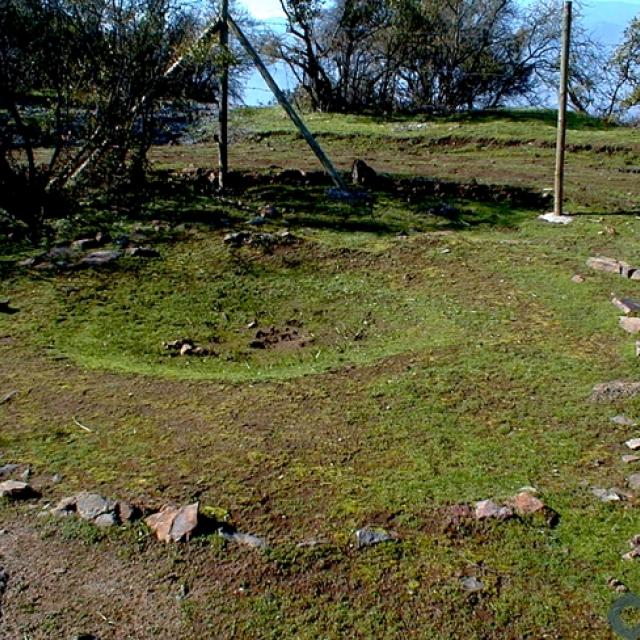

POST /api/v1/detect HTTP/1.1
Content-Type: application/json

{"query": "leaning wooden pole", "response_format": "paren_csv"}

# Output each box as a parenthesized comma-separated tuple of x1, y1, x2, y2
(554, 0, 572, 217)
(217, 0, 229, 190)
(227, 15, 349, 192)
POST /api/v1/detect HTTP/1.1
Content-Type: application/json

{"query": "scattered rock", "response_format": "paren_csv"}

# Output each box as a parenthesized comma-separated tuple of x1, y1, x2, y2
(612, 297, 640, 315)
(571, 274, 585, 284)
(164, 339, 214, 357)
(0, 464, 19, 477)
(623, 455, 640, 464)
(354, 526, 396, 548)
(93, 513, 117, 528)
(474, 499, 513, 520)
(587, 256, 631, 275)
(77, 250, 121, 268)
(145, 503, 199, 543)
(249, 216, 266, 226)
(145, 505, 180, 543)
(224, 231, 251, 247)
(538, 212, 573, 225)
(627, 438, 640, 450)
(116, 501, 138, 523)
(612, 415, 637, 427)
(0, 480, 36, 500)
(608, 576, 628, 593)
(591, 487, 626, 502)
(20, 468, 31, 482)
(619, 317, 640, 334)
(170, 503, 199, 542)
(51, 496, 78, 517)
(623, 535, 640, 561)
(509, 491, 546, 515)
(51, 473, 62, 485)
(628, 474, 640, 491)
(636, 341, 640, 358)
(126, 246, 160, 258)
(76, 493, 115, 521)
(590, 381, 640, 403)
(460, 576, 484, 592)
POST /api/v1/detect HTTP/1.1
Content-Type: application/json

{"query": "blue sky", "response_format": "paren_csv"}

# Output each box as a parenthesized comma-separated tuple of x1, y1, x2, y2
(237, 0, 640, 105)
(238, 0, 640, 22)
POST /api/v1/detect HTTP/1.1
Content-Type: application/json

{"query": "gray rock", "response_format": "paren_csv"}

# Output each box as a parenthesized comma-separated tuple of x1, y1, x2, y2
(460, 576, 484, 592)
(628, 474, 640, 491)
(611, 415, 637, 427)
(223, 231, 250, 247)
(612, 297, 640, 315)
(78, 250, 121, 268)
(592, 487, 625, 502)
(20, 468, 31, 482)
(76, 493, 114, 521)
(627, 438, 640, 451)
(0, 480, 35, 499)
(0, 464, 19, 477)
(474, 499, 513, 520)
(126, 246, 160, 258)
(93, 513, 117, 528)
(623, 455, 640, 464)
(590, 381, 640, 403)
(354, 526, 395, 548)
(51, 496, 77, 517)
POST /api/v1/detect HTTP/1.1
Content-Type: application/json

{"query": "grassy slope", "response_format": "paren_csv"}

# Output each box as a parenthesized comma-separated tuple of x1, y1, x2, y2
(2, 108, 640, 638)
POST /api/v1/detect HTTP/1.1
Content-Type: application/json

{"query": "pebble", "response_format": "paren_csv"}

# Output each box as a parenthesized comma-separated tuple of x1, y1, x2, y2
(354, 527, 396, 548)
(460, 576, 484, 592)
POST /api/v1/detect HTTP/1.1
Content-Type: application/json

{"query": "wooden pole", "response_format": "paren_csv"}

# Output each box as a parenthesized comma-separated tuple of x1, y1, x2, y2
(554, 1, 572, 216)
(218, 0, 229, 190)
(227, 15, 349, 192)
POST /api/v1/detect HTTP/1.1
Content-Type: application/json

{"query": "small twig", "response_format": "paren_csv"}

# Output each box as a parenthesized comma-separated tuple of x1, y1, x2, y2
(72, 416, 93, 433)
(0, 391, 17, 406)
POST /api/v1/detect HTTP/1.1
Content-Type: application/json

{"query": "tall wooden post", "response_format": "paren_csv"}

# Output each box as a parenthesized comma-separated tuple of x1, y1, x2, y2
(217, 0, 229, 190)
(554, 1, 572, 216)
